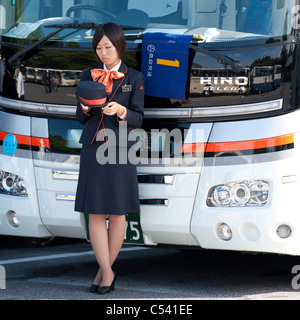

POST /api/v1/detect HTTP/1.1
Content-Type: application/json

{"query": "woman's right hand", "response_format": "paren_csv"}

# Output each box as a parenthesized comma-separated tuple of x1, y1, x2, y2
(80, 103, 90, 111)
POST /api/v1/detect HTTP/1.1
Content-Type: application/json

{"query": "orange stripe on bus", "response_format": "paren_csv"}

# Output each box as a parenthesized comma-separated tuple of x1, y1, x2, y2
(0, 131, 50, 148)
(181, 134, 294, 153)
(181, 143, 205, 153)
(31, 137, 50, 148)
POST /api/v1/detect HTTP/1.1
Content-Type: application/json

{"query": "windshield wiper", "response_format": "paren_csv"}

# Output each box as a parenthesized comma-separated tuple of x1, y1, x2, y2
(8, 21, 144, 68)
(44, 22, 144, 31)
(190, 44, 243, 72)
(8, 21, 84, 68)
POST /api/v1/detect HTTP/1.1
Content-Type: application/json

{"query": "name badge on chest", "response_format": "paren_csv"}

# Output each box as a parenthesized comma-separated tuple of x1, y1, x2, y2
(122, 85, 132, 93)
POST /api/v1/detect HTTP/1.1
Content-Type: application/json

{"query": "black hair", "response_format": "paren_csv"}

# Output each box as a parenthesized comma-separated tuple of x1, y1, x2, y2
(92, 23, 127, 59)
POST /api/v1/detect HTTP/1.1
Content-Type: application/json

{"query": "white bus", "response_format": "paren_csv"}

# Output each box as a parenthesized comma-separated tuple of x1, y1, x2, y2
(1, 0, 300, 255)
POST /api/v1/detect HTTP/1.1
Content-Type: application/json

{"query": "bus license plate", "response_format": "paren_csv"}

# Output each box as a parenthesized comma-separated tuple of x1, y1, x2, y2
(124, 212, 144, 244)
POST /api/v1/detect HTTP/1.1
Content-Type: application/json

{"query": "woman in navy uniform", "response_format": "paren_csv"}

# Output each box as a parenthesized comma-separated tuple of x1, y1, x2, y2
(75, 23, 144, 294)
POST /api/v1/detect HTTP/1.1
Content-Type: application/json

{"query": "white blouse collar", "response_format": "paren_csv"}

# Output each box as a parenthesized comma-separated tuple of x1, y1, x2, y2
(104, 60, 122, 72)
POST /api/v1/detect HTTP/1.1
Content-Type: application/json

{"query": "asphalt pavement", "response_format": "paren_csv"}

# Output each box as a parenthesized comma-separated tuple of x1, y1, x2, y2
(1, 236, 300, 302)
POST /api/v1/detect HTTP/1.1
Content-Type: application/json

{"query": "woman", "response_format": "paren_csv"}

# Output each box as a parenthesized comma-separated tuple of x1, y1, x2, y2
(75, 23, 144, 294)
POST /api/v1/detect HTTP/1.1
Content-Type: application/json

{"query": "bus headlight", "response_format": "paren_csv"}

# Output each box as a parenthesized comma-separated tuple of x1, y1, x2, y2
(207, 180, 269, 207)
(0, 171, 28, 197)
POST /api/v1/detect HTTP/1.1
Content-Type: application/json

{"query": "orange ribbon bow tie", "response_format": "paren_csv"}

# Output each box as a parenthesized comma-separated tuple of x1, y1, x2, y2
(91, 69, 125, 94)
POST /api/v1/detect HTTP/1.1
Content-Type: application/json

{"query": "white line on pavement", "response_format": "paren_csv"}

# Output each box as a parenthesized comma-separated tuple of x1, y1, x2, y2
(0, 246, 149, 265)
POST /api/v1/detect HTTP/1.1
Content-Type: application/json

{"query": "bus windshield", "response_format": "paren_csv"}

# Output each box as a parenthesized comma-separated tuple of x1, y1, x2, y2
(0, 0, 296, 43)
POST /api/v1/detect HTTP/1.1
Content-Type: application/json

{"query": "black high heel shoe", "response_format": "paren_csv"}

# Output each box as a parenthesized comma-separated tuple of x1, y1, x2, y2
(98, 274, 116, 295)
(89, 283, 100, 293)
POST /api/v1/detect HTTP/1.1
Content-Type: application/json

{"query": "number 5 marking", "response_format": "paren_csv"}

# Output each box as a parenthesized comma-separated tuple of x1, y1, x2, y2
(129, 221, 140, 241)
(124, 221, 140, 241)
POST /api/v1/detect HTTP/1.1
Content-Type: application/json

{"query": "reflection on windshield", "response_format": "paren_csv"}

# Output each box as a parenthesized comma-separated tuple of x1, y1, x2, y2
(0, 0, 296, 42)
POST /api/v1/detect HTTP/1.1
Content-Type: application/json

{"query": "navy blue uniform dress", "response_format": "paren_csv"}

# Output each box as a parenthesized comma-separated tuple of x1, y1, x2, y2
(74, 61, 144, 215)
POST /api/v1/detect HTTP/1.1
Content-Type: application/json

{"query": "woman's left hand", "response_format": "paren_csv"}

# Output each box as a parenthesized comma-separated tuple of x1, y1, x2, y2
(102, 102, 124, 116)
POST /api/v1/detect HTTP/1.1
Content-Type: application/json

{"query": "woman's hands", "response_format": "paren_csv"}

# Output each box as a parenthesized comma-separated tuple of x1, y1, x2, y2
(80, 102, 127, 118)
(102, 101, 126, 117)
